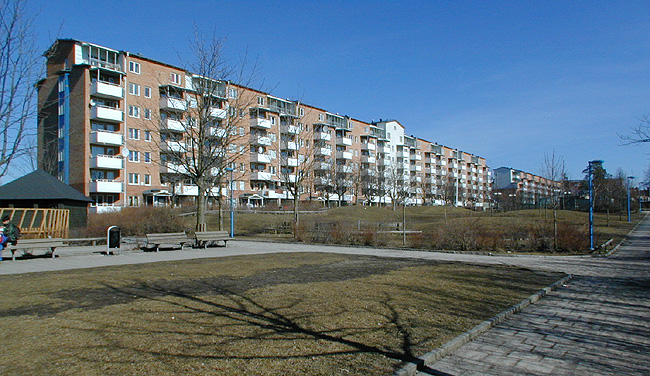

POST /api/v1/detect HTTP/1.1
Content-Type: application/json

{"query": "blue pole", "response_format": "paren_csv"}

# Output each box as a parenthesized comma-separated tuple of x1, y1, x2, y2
(589, 163, 594, 251)
(627, 180, 631, 223)
(229, 168, 234, 238)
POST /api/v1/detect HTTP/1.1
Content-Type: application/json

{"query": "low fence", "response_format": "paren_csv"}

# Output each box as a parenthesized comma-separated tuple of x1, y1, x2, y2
(0, 208, 70, 238)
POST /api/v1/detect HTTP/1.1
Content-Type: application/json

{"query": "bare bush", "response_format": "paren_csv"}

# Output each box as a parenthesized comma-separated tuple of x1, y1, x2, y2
(84, 207, 180, 237)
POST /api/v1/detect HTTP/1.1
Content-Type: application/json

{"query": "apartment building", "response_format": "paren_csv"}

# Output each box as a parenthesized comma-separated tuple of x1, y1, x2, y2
(493, 167, 560, 208)
(37, 39, 491, 212)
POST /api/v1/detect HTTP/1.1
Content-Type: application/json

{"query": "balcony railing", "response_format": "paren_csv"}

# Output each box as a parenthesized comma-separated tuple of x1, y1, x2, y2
(90, 180, 123, 193)
(250, 135, 272, 145)
(162, 119, 185, 132)
(361, 143, 376, 151)
(90, 130, 123, 146)
(281, 125, 300, 134)
(281, 141, 298, 150)
(361, 155, 376, 164)
(90, 155, 123, 169)
(336, 151, 352, 160)
(91, 80, 124, 99)
(281, 158, 298, 167)
(90, 105, 123, 123)
(210, 108, 227, 119)
(250, 171, 272, 181)
(316, 148, 332, 156)
(250, 153, 271, 164)
(336, 137, 352, 146)
(314, 132, 332, 141)
(250, 118, 272, 129)
(159, 96, 187, 112)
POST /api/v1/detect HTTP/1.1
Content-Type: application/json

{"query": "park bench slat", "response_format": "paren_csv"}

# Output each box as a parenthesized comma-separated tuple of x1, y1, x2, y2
(194, 231, 230, 248)
(6, 238, 65, 261)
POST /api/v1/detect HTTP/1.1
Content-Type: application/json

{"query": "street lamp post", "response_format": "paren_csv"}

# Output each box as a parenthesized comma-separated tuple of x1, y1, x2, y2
(225, 167, 234, 238)
(627, 176, 635, 223)
(588, 160, 603, 251)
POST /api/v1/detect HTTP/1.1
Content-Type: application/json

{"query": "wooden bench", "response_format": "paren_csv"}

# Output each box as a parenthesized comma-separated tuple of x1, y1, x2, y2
(5, 238, 65, 261)
(195, 231, 230, 248)
(145, 232, 192, 252)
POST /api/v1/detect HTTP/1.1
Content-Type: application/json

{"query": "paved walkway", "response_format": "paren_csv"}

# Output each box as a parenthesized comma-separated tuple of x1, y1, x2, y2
(0, 222, 648, 375)
(421, 220, 650, 376)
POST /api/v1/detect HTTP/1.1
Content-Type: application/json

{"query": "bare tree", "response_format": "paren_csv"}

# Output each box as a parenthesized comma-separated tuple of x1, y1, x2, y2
(621, 115, 650, 144)
(541, 151, 565, 251)
(273, 112, 317, 235)
(0, 0, 38, 179)
(142, 31, 258, 231)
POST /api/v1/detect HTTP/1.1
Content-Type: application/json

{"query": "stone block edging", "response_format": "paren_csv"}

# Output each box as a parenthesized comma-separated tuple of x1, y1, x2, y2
(394, 274, 574, 376)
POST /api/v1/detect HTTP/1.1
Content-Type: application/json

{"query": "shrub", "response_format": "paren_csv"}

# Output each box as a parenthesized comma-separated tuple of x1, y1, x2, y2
(557, 223, 589, 253)
(85, 207, 181, 237)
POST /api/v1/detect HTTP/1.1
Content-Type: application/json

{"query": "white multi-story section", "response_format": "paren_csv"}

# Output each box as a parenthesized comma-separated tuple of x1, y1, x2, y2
(493, 167, 560, 206)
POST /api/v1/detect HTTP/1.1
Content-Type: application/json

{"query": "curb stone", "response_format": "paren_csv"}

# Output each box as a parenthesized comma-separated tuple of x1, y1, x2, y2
(394, 274, 574, 376)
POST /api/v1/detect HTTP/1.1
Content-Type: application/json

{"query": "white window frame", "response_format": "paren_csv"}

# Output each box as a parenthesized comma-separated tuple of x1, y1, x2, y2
(144, 174, 151, 186)
(128, 128, 140, 140)
(128, 173, 140, 185)
(128, 105, 140, 118)
(144, 152, 151, 163)
(144, 86, 152, 98)
(128, 150, 140, 163)
(144, 130, 151, 142)
(129, 83, 140, 96)
(129, 61, 140, 74)
(143, 108, 151, 120)
(171, 72, 181, 85)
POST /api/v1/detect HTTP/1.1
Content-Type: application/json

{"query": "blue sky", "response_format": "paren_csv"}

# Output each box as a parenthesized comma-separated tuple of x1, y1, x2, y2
(19, 0, 650, 182)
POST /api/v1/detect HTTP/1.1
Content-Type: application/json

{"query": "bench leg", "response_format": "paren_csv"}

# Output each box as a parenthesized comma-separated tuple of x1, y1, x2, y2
(12, 250, 15, 261)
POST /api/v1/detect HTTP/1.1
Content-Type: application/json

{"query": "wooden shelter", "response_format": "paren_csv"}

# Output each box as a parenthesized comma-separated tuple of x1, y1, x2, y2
(0, 170, 92, 231)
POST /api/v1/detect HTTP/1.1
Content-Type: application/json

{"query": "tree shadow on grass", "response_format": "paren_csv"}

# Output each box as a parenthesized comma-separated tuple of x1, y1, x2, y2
(66, 279, 454, 375)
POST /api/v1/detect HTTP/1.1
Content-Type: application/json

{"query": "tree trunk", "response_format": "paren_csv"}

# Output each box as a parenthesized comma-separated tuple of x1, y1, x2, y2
(293, 194, 300, 239)
(218, 197, 224, 231)
(553, 209, 557, 252)
(196, 187, 207, 231)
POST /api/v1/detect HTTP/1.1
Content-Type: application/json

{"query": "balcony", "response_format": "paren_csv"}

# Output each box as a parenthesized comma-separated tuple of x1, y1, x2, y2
(414, 176, 422, 183)
(210, 107, 227, 119)
(336, 151, 352, 160)
(164, 162, 189, 174)
(250, 135, 272, 145)
(396, 151, 409, 158)
(314, 177, 332, 186)
(90, 105, 123, 123)
(281, 158, 298, 167)
(376, 145, 389, 153)
(209, 127, 227, 138)
(361, 155, 376, 164)
(159, 97, 187, 112)
(250, 153, 271, 164)
(161, 141, 185, 153)
(91, 81, 123, 99)
(337, 165, 352, 173)
(316, 148, 332, 156)
(314, 132, 332, 141)
(410, 154, 422, 161)
(336, 136, 352, 146)
(90, 130, 122, 146)
(250, 118, 272, 129)
(162, 119, 185, 132)
(314, 162, 332, 170)
(250, 171, 272, 181)
(281, 141, 298, 150)
(90, 180, 123, 193)
(281, 125, 300, 134)
(90, 155, 123, 169)
(361, 169, 377, 177)
(377, 158, 391, 166)
(282, 174, 298, 183)
(361, 143, 376, 151)
(414, 165, 422, 172)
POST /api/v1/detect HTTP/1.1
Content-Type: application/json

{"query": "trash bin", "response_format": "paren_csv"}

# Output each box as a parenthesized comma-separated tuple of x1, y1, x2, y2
(107, 226, 121, 255)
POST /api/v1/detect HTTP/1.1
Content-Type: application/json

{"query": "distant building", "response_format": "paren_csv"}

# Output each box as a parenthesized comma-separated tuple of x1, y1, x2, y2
(493, 167, 560, 209)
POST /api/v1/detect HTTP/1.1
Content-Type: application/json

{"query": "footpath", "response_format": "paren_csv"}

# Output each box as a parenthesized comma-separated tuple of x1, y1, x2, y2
(0, 221, 648, 375)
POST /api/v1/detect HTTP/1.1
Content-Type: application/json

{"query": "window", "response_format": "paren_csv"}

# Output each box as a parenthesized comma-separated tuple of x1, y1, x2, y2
(171, 72, 181, 85)
(129, 61, 140, 74)
(128, 173, 140, 185)
(319, 114, 324, 121)
(228, 88, 238, 99)
(128, 196, 140, 206)
(240, 181, 245, 190)
(144, 130, 151, 142)
(128, 150, 139, 162)
(143, 108, 151, 120)
(257, 96, 264, 106)
(128, 105, 140, 118)
(144, 86, 152, 98)
(128, 128, 140, 140)
(144, 174, 151, 185)
(144, 152, 151, 163)
(270, 116, 275, 125)
(129, 83, 140, 96)
(299, 108, 304, 117)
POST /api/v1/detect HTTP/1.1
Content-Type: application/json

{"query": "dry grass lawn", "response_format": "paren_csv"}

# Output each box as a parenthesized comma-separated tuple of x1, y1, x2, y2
(0, 253, 562, 375)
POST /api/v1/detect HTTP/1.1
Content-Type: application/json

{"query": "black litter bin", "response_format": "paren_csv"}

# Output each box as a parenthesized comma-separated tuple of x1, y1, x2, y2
(107, 226, 121, 255)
